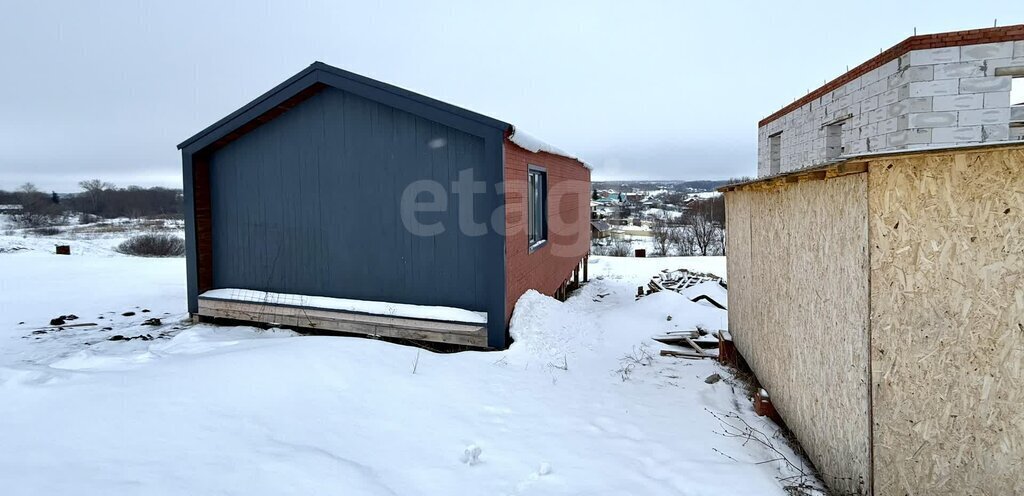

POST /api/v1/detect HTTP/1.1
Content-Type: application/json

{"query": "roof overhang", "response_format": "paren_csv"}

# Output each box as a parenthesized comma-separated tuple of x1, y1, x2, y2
(178, 62, 512, 155)
(720, 141, 1024, 193)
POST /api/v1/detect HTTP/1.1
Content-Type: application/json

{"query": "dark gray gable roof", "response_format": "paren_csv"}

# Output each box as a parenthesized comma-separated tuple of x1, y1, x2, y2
(178, 61, 512, 153)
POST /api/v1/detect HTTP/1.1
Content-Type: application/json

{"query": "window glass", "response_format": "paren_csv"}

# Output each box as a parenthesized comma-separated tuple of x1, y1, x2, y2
(528, 169, 546, 248)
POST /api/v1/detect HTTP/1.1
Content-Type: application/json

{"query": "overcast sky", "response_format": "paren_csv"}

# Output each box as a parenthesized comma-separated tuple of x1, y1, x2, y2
(0, 0, 1018, 191)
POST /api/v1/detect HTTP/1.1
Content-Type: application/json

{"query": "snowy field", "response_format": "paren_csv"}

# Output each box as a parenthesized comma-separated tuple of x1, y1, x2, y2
(0, 222, 819, 496)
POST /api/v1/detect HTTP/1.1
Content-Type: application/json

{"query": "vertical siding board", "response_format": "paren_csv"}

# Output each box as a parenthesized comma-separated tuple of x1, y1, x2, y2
(434, 124, 454, 297)
(467, 133, 488, 304)
(313, 94, 329, 288)
(409, 115, 430, 295)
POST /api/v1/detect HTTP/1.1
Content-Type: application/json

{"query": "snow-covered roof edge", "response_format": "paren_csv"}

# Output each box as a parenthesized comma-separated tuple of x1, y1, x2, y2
(508, 127, 593, 170)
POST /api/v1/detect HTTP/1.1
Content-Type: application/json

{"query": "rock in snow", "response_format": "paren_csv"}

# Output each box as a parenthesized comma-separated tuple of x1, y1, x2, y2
(461, 444, 482, 466)
(538, 462, 553, 476)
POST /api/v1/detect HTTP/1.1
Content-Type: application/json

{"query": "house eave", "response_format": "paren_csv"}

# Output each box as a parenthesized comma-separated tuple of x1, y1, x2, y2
(177, 61, 513, 154)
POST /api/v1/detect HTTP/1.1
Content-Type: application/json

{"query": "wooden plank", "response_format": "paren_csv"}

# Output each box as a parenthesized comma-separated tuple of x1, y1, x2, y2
(683, 337, 712, 356)
(690, 294, 727, 310)
(36, 322, 99, 330)
(660, 349, 706, 359)
(197, 298, 488, 347)
(198, 297, 486, 334)
(200, 303, 486, 347)
(837, 160, 869, 176)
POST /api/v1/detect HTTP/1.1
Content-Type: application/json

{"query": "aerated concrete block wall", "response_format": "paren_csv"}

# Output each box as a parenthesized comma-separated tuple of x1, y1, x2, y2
(758, 35, 1024, 177)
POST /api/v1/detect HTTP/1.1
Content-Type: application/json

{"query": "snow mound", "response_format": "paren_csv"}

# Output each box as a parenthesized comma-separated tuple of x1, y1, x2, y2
(153, 325, 298, 355)
(506, 290, 592, 365)
(680, 281, 728, 309)
(632, 290, 728, 331)
(50, 350, 158, 371)
(509, 127, 592, 169)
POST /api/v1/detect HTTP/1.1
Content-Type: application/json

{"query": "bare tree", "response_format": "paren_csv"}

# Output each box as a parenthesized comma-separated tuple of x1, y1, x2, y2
(12, 182, 65, 227)
(668, 226, 694, 256)
(650, 218, 671, 256)
(687, 211, 722, 256)
(78, 179, 115, 215)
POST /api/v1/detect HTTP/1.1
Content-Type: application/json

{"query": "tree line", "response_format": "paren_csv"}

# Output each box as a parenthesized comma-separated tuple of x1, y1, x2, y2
(650, 201, 725, 257)
(0, 180, 183, 227)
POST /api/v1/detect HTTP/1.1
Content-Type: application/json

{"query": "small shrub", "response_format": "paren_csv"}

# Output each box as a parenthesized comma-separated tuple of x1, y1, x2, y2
(116, 233, 185, 257)
(31, 227, 61, 236)
(13, 212, 66, 228)
(605, 239, 633, 257)
(77, 212, 100, 224)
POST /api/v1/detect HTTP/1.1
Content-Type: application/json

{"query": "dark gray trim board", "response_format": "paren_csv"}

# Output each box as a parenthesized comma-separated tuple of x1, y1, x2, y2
(182, 151, 198, 314)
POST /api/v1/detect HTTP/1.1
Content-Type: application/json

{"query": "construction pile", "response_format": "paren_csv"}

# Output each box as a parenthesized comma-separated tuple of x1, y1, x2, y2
(638, 269, 733, 361)
(653, 328, 731, 360)
(637, 268, 728, 310)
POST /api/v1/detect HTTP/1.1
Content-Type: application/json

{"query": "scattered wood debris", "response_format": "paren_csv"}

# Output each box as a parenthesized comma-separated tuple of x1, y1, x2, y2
(655, 328, 728, 361)
(659, 349, 705, 360)
(31, 323, 99, 336)
(636, 269, 728, 309)
(690, 294, 726, 309)
(654, 268, 721, 291)
(109, 334, 154, 342)
(49, 314, 80, 326)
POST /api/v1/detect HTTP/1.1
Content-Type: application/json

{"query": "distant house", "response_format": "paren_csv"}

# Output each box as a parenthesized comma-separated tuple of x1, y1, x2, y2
(724, 25, 1024, 496)
(177, 62, 591, 349)
(590, 220, 611, 239)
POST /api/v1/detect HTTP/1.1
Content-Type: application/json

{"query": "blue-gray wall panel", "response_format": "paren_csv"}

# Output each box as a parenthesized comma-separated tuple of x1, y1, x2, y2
(207, 87, 505, 342)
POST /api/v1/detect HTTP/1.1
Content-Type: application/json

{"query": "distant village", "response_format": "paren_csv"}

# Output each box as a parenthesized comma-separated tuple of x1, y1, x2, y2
(589, 180, 730, 257)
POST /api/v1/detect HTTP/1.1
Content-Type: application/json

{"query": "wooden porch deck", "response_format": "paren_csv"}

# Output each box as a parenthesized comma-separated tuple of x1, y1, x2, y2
(197, 296, 489, 348)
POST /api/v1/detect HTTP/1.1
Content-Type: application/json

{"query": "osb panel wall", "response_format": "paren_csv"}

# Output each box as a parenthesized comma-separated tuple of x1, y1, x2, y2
(869, 147, 1024, 495)
(726, 175, 871, 495)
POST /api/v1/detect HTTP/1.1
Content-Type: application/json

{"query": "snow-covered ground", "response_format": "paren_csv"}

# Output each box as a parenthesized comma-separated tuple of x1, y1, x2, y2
(0, 215, 184, 256)
(0, 222, 819, 496)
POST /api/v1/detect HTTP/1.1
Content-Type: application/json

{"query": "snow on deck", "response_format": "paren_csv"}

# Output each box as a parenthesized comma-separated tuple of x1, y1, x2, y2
(201, 288, 488, 324)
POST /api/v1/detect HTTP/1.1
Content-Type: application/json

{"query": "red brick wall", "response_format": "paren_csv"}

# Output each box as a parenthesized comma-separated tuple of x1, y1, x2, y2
(193, 154, 214, 293)
(503, 138, 591, 322)
(760, 24, 1024, 127)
